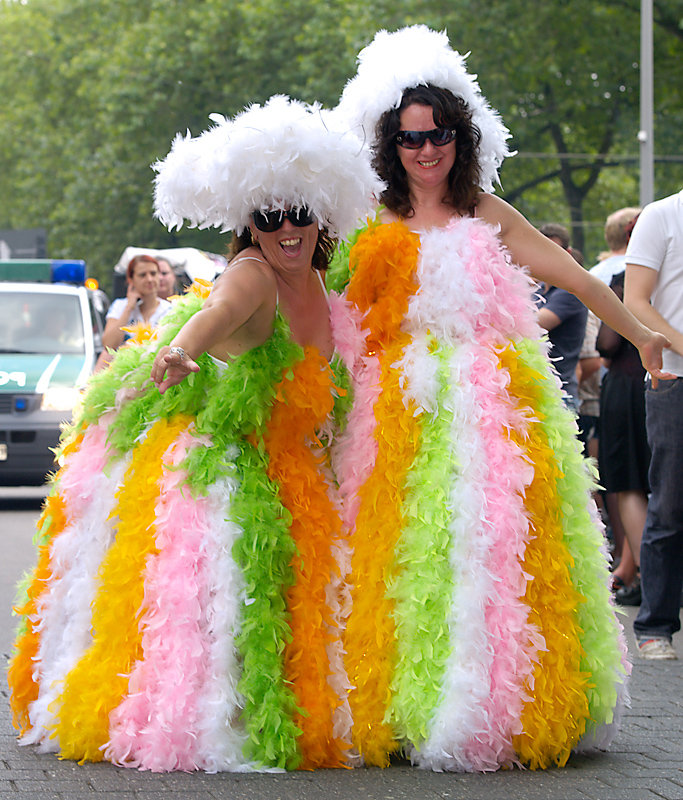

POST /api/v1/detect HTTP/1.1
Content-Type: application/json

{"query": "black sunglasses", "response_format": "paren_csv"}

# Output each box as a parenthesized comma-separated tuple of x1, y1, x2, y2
(396, 128, 456, 149)
(252, 207, 315, 233)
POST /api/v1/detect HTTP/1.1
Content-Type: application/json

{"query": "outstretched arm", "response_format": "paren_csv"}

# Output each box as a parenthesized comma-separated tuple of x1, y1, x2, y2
(476, 193, 674, 382)
(151, 255, 274, 393)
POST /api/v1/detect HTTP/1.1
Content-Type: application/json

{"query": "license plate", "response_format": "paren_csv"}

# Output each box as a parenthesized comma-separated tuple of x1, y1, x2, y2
(0, 444, 6, 461)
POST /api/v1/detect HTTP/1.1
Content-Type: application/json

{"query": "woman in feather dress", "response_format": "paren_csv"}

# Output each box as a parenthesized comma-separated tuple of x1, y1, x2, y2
(326, 25, 671, 771)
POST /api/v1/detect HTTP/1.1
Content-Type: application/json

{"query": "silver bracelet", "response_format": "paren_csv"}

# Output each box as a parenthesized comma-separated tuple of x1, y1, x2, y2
(168, 346, 186, 360)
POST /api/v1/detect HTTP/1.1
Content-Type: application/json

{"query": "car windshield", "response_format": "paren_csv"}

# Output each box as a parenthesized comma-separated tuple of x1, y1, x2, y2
(0, 291, 85, 354)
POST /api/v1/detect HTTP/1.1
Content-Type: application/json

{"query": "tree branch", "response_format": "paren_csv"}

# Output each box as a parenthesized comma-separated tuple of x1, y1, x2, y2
(610, 0, 683, 40)
(502, 159, 624, 204)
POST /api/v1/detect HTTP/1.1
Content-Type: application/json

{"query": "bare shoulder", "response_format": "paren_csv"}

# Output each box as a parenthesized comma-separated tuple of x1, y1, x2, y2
(474, 192, 521, 232)
(222, 246, 272, 277)
(378, 206, 399, 224)
(212, 248, 275, 296)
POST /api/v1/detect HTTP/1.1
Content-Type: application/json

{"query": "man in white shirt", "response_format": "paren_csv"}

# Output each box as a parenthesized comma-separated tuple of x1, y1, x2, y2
(624, 189, 683, 660)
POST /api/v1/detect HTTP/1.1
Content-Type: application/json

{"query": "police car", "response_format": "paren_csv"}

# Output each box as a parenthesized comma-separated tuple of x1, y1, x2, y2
(0, 260, 109, 485)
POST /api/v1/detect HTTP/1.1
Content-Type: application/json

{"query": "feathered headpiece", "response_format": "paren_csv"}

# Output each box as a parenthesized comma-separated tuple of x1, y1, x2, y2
(153, 95, 384, 239)
(336, 25, 512, 192)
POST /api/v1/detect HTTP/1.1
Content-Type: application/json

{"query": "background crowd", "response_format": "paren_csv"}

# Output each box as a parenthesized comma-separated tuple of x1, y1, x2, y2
(537, 197, 683, 664)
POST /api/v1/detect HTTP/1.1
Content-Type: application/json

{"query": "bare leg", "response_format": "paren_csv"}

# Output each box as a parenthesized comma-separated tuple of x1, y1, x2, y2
(605, 492, 625, 564)
(617, 489, 648, 571)
(612, 536, 636, 588)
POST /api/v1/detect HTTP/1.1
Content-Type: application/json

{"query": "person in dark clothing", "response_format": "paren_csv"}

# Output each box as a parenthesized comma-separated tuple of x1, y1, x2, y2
(536, 224, 588, 411)
(597, 270, 649, 606)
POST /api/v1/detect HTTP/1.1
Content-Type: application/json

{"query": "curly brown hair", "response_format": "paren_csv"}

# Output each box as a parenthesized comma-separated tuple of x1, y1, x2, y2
(374, 85, 483, 218)
(229, 215, 335, 272)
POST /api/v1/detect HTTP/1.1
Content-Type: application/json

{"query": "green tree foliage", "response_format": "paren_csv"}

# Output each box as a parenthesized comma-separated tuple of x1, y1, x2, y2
(424, 0, 683, 256)
(1, 0, 682, 286)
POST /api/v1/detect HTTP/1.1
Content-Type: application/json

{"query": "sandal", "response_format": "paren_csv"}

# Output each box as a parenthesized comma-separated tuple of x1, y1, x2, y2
(609, 574, 627, 593)
(615, 577, 642, 606)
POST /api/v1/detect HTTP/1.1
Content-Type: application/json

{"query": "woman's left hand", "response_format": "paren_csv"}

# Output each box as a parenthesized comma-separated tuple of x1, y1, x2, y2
(151, 345, 200, 394)
(638, 330, 676, 387)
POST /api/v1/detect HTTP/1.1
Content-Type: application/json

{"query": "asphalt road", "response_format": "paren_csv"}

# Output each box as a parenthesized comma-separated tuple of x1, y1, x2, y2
(2, 485, 683, 800)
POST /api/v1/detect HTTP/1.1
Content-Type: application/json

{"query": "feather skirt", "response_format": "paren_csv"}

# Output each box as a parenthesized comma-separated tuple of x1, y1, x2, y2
(8, 219, 628, 772)
(330, 217, 629, 771)
(9, 287, 352, 772)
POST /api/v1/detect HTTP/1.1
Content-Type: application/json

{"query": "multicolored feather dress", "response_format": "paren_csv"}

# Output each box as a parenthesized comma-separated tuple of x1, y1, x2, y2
(8, 282, 354, 772)
(328, 216, 629, 771)
(9, 216, 629, 772)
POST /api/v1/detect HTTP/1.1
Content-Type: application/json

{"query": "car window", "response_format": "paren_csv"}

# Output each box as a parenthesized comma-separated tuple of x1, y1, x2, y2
(0, 292, 85, 354)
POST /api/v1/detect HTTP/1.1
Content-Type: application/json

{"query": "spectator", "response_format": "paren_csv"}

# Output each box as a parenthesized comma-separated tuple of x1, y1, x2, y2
(576, 310, 609, 560)
(577, 310, 601, 455)
(539, 222, 570, 250)
(95, 255, 172, 371)
(590, 207, 640, 285)
(574, 229, 597, 446)
(588, 207, 641, 574)
(624, 189, 683, 660)
(568, 247, 585, 267)
(536, 223, 588, 411)
(597, 269, 649, 606)
(156, 257, 178, 300)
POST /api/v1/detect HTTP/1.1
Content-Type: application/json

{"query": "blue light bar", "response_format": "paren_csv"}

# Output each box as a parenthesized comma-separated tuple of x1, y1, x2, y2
(0, 259, 88, 284)
(52, 260, 86, 283)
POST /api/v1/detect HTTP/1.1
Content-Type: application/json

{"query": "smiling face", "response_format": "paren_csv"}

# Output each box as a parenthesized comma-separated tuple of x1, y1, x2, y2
(397, 103, 456, 195)
(249, 210, 319, 274)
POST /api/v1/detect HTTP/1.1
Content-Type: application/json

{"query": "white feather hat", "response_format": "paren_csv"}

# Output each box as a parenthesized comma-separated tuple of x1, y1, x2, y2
(153, 95, 384, 239)
(336, 25, 512, 193)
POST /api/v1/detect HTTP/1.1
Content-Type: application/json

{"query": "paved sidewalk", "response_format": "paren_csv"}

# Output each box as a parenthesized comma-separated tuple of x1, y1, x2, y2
(2, 612, 683, 800)
(2, 492, 683, 799)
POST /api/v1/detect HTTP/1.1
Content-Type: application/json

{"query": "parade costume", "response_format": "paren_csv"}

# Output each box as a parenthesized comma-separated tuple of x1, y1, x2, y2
(326, 25, 630, 770)
(9, 291, 354, 771)
(9, 29, 630, 773)
(328, 217, 629, 771)
(8, 97, 381, 772)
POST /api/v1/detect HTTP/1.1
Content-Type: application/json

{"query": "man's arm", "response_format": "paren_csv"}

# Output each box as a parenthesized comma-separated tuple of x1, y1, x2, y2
(537, 308, 561, 331)
(624, 264, 683, 358)
(578, 356, 601, 383)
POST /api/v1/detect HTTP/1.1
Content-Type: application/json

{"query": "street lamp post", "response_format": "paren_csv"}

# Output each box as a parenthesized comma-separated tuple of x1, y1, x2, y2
(639, 0, 654, 206)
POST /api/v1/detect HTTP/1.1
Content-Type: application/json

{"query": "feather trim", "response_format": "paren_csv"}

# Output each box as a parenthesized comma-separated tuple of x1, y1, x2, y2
(153, 97, 383, 239)
(50, 416, 192, 763)
(262, 350, 348, 768)
(23, 426, 127, 751)
(8, 489, 70, 734)
(104, 429, 249, 772)
(337, 216, 627, 772)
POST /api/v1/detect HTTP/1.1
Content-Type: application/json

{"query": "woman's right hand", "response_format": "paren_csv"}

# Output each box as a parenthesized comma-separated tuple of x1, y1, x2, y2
(126, 282, 142, 309)
(151, 345, 200, 394)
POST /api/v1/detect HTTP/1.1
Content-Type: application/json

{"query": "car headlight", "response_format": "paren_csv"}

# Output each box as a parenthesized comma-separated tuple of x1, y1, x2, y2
(40, 387, 83, 412)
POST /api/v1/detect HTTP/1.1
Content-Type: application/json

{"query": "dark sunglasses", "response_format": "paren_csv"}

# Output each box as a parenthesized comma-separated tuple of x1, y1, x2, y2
(252, 207, 315, 233)
(396, 128, 456, 149)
